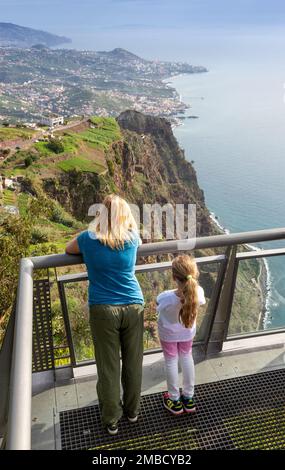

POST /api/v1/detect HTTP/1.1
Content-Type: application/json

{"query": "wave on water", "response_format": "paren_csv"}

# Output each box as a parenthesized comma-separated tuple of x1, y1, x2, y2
(209, 212, 230, 234)
(209, 211, 272, 328)
(262, 258, 273, 328)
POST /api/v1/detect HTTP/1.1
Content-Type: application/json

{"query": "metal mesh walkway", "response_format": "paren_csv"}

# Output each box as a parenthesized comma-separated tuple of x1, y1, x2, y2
(59, 369, 285, 450)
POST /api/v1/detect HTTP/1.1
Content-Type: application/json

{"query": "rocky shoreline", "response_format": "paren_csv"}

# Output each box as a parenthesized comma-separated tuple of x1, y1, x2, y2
(210, 213, 269, 332)
(257, 257, 271, 330)
(170, 71, 270, 331)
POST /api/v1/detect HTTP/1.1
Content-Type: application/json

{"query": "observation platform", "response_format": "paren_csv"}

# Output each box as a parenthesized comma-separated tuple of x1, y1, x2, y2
(31, 334, 285, 450)
(1, 227, 285, 450)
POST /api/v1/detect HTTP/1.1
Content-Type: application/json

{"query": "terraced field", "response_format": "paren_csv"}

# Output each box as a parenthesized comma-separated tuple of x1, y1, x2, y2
(0, 117, 121, 177)
(0, 127, 35, 142)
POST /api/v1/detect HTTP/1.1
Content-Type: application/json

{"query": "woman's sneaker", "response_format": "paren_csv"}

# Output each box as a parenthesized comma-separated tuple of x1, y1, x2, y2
(106, 423, 118, 435)
(181, 395, 196, 413)
(163, 393, 184, 415)
(127, 415, 138, 423)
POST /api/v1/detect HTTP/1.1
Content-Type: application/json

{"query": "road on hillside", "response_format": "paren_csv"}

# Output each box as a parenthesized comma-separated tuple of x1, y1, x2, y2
(0, 117, 89, 162)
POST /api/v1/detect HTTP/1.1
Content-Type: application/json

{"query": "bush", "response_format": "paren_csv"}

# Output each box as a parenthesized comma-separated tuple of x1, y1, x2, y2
(24, 156, 33, 167)
(1, 148, 10, 157)
(50, 205, 73, 227)
(47, 138, 65, 154)
(114, 148, 122, 165)
(23, 152, 38, 167)
(31, 227, 49, 244)
(107, 159, 114, 176)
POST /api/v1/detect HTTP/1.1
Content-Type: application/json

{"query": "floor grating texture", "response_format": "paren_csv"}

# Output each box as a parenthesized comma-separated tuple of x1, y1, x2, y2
(59, 369, 285, 450)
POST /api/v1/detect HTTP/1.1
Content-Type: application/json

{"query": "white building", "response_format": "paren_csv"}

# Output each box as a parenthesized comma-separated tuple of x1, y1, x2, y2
(40, 114, 64, 127)
(0, 176, 21, 192)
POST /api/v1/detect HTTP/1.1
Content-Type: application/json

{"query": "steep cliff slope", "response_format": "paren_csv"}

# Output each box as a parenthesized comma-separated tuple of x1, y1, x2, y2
(41, 110, 216, 237)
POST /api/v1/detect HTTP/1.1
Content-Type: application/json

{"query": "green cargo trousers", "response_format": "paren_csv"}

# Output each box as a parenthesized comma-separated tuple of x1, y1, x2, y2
(89, 303, 144, 427)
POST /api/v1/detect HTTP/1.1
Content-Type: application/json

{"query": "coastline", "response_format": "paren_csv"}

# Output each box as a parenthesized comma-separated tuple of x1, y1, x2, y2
(209, 212, 269, 331)
(162, 74, 192, 129)
(257, 257, 271, 329)
(168, 73, 271, 332)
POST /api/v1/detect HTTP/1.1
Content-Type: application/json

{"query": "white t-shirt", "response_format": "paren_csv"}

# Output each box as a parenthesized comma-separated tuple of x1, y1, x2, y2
(156, 286, 206, 342)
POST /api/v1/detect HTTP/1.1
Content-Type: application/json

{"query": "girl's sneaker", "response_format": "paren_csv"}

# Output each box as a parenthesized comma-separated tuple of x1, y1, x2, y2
(163, 392, 184, 415)
(181, 395, 196, 413)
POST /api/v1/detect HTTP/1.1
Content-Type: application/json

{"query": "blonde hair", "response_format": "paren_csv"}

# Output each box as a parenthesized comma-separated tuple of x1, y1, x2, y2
(172, 254, 199, 328)
(89, 194, 138, 249)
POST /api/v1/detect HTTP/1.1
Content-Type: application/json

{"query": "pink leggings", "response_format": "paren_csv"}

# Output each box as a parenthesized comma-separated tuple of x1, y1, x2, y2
(160, 340, 193, 358)
(160, 340, 194, 400)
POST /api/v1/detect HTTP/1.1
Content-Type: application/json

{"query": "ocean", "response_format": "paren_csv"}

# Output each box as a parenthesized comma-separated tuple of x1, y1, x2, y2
(171, 65, 285, 330)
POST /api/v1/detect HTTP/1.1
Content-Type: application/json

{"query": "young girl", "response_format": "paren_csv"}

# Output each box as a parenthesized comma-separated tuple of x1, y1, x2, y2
(156, 254, 206, 415)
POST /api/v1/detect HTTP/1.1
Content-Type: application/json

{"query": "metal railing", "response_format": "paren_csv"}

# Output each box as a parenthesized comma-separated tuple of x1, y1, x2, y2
(56, 252, 226, 366)
(4, 227, 285, 449)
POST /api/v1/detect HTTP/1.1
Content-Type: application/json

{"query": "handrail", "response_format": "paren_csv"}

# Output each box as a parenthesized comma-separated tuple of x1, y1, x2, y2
(57, 254, 226, 283)
(30, 227, 285, 270)
(6, 226, 285, 449)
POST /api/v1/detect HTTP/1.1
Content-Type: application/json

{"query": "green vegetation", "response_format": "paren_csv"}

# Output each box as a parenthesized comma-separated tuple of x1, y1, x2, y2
(0, 212, 34, 339)
(46, 138, 65, 154)
(0, 126, 35, 142)
(2, 189, 16, 205)
(1, 117, 121, 178)
(17, 192, 31, 216)
(31, 227, 49, 243)
(229, 258, 263, 334)
(106, 159, 114, 176)
(2, 149, 38, 170)
(24, 156, 33, 167)
(33, 141, 55, 156)
(0, 182, 84, 346)
(50, 204, 76, 228)
(34, 138, 74, 157)
(0, 116, 121, 349)
(57, 156, 106, 174)
(24, 154, 38, 167)
(64, 117, 122, 152)
(0, 148, 10, 159)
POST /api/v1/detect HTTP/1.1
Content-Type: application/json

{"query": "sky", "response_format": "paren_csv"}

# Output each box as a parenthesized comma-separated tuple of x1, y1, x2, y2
(1, 0, 285, 61)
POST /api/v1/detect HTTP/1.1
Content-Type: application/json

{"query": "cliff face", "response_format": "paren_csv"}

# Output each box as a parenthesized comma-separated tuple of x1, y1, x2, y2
(117, 110, 213, 236)
(42, 110, 215, 237)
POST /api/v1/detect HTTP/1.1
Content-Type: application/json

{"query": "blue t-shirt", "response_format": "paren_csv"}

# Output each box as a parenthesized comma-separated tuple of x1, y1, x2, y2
(77, 230, 144, 306)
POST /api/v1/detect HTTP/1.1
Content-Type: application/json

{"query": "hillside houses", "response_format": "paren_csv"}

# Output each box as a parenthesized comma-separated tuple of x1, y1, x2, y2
(0, 175, 22, 193)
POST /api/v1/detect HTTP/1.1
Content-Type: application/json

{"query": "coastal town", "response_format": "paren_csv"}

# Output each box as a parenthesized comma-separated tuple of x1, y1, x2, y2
(0, 46, 207, 123)
(0, 45, 209, 215)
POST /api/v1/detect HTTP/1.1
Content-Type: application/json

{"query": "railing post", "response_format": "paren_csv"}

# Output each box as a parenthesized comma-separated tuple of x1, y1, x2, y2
(6, 258, 34, 450)
(57, 281, 77, 368)
(207, 245, 238, 354)
(197, 254, 228, 353)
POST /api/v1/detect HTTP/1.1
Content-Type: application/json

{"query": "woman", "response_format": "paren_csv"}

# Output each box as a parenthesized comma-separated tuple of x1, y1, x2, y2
(66, 194, 144, 436)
